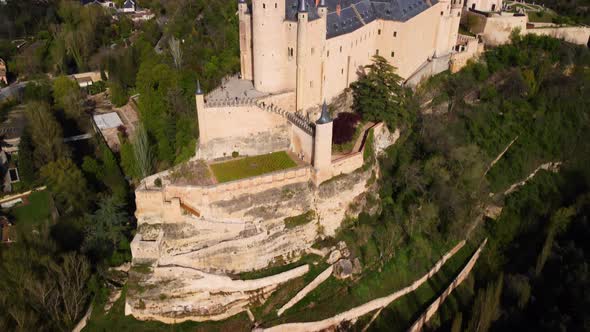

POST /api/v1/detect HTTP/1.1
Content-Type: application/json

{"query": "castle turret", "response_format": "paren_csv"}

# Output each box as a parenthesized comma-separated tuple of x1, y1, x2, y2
(449, 0, 462, 49)
(296, 0, 309, 112)
(195, 80, 208, 145)
(434, 0, 457, 57)
(238, 0, 253, 81)
(252, 0, 290, 93)
(313, 101, 333, 184)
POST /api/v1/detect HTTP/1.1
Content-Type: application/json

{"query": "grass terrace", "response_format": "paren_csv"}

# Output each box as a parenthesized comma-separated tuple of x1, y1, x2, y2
(210, 151, 298, 183)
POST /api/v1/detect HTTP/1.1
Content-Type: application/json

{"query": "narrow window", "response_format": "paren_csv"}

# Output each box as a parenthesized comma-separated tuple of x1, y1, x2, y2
(275, 3, 277, 8)
(376, 49, 379, 55)
(471, 3, 475, 9)
(440, 11, 443, 15)
(311, 47, 315, 55)
(263, 3, 266, 9)
(341, 68, 344, 75)
(310, 81, 313, 88)
(327, 50, 330, 57)
(378, 29, 381, 35)
(391, 51, 395, 57)
(340, 46, 342, 52)
(394, 31, 397, 37)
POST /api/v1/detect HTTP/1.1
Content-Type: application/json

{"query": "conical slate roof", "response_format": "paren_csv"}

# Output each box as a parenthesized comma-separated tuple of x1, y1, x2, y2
(317, 101, 332, 124)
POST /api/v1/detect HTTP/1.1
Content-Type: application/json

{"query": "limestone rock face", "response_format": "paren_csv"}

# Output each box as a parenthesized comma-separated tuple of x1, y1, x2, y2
(327, 250, 342, 264)
(127, 167, 380, 322)
(374, 125, 400, 157)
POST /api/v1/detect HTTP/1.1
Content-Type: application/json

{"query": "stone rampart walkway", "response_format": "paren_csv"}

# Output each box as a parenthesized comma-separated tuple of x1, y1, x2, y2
(257, 240, 466, 332)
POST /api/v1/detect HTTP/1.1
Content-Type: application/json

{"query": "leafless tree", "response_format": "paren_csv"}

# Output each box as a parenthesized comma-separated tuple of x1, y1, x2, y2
(169, 36, 183, 70)
(133, 124, 153, 180)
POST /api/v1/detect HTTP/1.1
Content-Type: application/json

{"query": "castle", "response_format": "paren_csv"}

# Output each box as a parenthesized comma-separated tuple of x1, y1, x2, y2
(127, 0, 590, 323)
(195, 0, 470, 184)
(238, 0, 462, 111)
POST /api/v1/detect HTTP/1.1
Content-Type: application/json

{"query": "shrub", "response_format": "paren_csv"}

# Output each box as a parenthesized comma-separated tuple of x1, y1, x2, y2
(333, 112, 361, 145)
(154, 178, 162, 187)
(284, 210, 316, 229)
(232, 151, 239, 158)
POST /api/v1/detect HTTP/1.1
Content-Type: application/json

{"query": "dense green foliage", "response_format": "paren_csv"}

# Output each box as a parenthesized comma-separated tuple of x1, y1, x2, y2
(351, 55, 413, 128)
(357, 34, 590, 332)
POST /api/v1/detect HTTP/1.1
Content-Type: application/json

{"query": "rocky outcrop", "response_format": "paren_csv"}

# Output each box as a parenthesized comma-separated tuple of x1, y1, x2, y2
(127, 166, 380, 322)
(126, 264, 310, 323)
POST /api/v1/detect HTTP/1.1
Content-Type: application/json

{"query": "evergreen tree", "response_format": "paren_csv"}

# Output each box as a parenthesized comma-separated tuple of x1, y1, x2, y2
(24, 101, 70, 167)
(17, 128, 37, 187)
(41, 158, 89, 215)
(351, 55, 410, 127)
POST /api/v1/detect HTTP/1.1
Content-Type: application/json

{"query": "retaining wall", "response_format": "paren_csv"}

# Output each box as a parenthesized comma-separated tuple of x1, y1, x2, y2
(136, 166, 312, 223)
(408, 239, 488, 332)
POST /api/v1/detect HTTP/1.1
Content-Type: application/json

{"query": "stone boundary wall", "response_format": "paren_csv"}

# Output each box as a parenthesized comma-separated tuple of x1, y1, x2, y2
(277, 265, 334, 316)
(405, 54, 452, 87)
(450, 35, 483, 73)
(135, 166, 313, 223)
(464, 9, 590, 46)
(260, 240, 466, 332)
(330, 122, 386, 177)
(331, 152, 364, 177)
(408, 238, 488, 332)
(526, 26, 590, 46)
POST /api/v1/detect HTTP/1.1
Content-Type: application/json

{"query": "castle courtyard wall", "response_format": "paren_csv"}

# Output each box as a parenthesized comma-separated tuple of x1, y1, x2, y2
(197, 104, 290, 159)
(290, 124, 314, 164)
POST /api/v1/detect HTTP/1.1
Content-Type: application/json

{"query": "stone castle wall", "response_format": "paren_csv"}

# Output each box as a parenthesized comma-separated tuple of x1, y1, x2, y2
(464, 9, 590, 46)
(197, 103, 290, 160)
(243, 0, 460, 110)
(136, 166, 312, 223)
(450, 34, 484, 73)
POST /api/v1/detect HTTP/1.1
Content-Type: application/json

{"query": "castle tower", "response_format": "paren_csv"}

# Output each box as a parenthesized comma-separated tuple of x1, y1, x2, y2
(296, 0, 309, 112)
(195, 81, 208, 145)
(313, 101, 333, 184)
(449, 0, 462, 48)
(252, 0, 290, 93)
(434, 0, 455, 57)
(238, 0, 253, 81)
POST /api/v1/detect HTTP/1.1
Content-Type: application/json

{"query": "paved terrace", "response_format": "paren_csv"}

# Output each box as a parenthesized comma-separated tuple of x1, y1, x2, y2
(206, 75, 269, 101)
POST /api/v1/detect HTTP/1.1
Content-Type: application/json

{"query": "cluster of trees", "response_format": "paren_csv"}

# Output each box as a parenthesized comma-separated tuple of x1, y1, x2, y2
(4, 1, 132, 78)
(0, 76, 131, 330)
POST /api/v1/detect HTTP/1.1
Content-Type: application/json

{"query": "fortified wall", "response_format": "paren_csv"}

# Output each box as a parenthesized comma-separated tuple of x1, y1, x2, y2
(463, 9, 590, 46)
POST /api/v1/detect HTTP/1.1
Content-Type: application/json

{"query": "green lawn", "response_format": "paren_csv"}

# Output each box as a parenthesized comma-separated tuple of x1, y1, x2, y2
(210, 151, 298, 183)
(9, 190, 52, 228)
